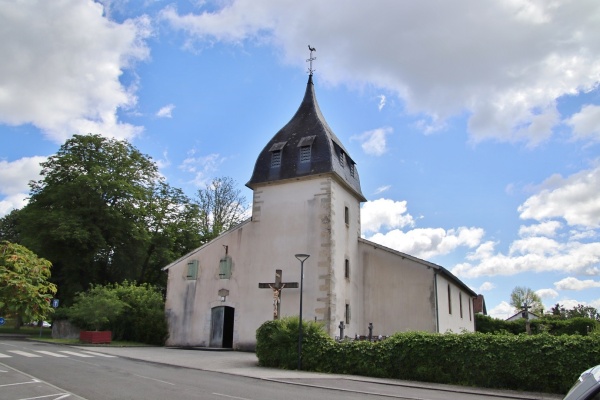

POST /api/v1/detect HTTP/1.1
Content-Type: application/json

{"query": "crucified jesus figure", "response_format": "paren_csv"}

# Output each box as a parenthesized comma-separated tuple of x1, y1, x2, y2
(270, 283, 286, 319)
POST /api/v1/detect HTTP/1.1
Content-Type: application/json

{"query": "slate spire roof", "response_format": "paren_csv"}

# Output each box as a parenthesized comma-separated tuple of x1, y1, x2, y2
(247, 74, 366, 201)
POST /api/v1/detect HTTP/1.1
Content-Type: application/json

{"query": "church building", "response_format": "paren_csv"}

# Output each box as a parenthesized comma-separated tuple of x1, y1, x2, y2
(163, 58, 477, 350)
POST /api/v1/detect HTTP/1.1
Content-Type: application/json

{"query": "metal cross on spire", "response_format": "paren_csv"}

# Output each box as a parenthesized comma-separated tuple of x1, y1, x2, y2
(307, 45, 316, 75)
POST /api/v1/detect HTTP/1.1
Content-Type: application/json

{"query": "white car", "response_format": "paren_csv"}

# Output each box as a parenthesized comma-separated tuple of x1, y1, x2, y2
(564, 365, 600, 400)
(30, 321, 51, 328)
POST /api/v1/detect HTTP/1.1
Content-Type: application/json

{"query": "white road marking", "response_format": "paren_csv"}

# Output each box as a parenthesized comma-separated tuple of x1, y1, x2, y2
(8, 350, 41, 357)
(58, 351, 94, 358)
(133, 374, 175, 385)
(35, 351, 69, 357)
(79, 351, 116, 358)
(212, 393, 252, 400)
(0, 378, 38, 388)
(0, 352, 11, 358)
(18, 393, 71, 399)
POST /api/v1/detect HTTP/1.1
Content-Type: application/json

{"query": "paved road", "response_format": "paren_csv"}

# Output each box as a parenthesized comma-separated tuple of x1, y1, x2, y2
(0, 338, 563, 400)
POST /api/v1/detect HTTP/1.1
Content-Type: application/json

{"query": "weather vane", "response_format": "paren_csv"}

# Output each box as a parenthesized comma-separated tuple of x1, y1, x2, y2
(307, 45, 316, 75)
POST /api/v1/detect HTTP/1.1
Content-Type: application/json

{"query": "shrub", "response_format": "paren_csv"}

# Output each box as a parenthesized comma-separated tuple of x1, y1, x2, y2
(66, 281, 168, 345)
(256, 324, 600, 395)
(67, 285, 128, 331)
(475, 314, 599, 336)
(256, 316, 331, 370)
(106, 281, 168, 345)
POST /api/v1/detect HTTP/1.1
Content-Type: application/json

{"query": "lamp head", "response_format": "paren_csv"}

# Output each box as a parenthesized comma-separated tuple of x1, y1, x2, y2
(295, 254, 310, 262)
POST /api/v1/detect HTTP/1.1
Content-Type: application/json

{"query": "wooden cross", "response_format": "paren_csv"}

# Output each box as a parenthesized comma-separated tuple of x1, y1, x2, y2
(258, 269, 299, 320)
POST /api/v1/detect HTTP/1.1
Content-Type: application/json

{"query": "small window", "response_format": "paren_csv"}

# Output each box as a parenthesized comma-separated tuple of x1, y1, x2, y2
(339, 151, 345, 167)
(459, 293, 463, 318)
(219, 256, 232, 279)
(344, 206, 349, 225)
(299, 146, 311, 163)
(469, 297, 472, 321)
(349, 162, 355, 177)
(186, 260, 198, 280)
(344, 259, 350, 279)
(345, 303, 351, 324)
(447, 284, 452, 314)
(271, 150, 281, 168)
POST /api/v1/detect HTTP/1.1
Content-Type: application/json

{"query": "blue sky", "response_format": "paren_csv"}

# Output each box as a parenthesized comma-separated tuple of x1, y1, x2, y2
(1, 0, 599, 319)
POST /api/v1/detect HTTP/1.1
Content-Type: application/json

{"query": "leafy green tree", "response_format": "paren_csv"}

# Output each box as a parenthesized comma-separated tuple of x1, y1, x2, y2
(66, 281, 167, 344)
(566, 304, 599, 321)
(67, 285, 128, 331)
(138, 181, 203, 285)
(550, 303, 564, 318)
(510, 286, 544, 315)
(0, 241, 57, 328)
(0, 209, 21, 243)
(105, 281, 168, 345)
(17, 134, 202, 303)
(195, 176, 248, 242)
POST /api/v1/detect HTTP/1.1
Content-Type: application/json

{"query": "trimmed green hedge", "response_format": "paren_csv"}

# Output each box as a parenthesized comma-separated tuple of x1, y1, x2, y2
(475, 314, 599, 335)
(256, 317, 600, 394)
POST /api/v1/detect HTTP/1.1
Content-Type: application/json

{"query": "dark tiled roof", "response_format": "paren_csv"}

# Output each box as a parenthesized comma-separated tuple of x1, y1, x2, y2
(246, 75, 366, 201)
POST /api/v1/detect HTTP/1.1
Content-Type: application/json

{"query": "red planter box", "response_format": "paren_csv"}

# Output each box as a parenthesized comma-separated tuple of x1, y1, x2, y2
(79, 331, 112, 344)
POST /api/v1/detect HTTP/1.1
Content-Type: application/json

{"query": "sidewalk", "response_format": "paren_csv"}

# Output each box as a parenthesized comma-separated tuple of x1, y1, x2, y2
(72, 345, 563, 400)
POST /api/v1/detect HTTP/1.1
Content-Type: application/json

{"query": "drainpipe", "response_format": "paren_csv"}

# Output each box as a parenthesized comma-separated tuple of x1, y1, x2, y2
(433, 270, 439, 333)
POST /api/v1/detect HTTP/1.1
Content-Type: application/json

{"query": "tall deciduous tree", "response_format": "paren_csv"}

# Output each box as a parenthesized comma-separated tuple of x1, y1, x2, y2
(0, 209, 21, 243)
(510, 286, 544, 315)
(195, 177, 249, 242)
(17, 134, 202, 303)
(0, 241, 57, 328)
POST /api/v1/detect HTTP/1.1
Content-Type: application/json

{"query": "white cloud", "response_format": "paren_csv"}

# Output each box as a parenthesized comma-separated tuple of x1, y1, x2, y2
(161, 0, 600, 146)
(478, 281, 495, 292)
(454, 164, 600, 279)
(0, 156, 47, 216)
(361, 198, 414, 234)
(0, 0, 150, 143)
(536, 288, 558, 300)
(518, 165, 600, 228)
(0, 194, 29, 217)
(554, 277, 600, 291)
(156, 104, 175, 118)
(453, 239, 600, 278)
(377, 95, 386, 111)
(366, 226, 484, 261)
(374, 185, 391, 195)
(0, 157, 45, 196)
(488, 301, 514, 320)
(179, 152, 226, 187)
(565, 104, 600, 142)
(351, 127, 392, 156)
(518, 220, 562, 237)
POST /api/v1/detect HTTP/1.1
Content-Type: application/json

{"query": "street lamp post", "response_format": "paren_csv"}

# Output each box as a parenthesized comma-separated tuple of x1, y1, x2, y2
(295, 253, 310, 370)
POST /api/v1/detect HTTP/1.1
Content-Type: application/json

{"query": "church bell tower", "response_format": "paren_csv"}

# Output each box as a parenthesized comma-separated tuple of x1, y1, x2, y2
(246, 47, 366, 335)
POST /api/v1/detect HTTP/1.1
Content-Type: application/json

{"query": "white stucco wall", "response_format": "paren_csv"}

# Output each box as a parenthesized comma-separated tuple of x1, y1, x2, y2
(164, 175, 363, 349)
(359, 241, 437, 336)
(435, 273, 475, 333)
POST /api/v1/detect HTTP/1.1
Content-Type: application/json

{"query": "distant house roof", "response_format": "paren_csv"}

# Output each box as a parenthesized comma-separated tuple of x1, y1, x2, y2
(506, 311, 540, 321)
(246, 74, 366, 201)
(473, 294, 487, 315)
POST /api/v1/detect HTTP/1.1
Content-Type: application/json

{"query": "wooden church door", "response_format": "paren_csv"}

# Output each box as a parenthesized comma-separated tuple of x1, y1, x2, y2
(209, 306, 234, 348)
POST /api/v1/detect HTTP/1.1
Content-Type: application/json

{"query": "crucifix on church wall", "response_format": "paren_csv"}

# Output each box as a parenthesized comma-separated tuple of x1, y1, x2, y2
(258, 269, 299, 320)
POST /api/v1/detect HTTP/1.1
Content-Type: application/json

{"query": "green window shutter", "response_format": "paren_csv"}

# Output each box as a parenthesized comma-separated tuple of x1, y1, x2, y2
(186, 260, 198, 280)
(219, 256, 232, 279)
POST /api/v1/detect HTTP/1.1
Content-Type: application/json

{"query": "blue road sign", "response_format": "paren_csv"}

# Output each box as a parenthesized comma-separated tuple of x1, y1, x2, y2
(52, 299, 59, 308)
(0, 317, 5, 325)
